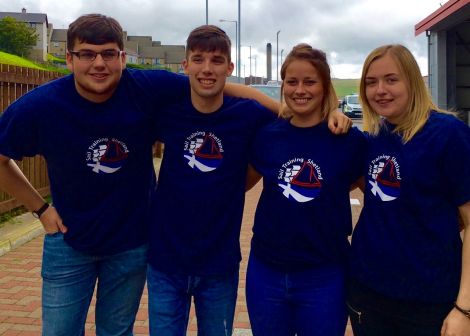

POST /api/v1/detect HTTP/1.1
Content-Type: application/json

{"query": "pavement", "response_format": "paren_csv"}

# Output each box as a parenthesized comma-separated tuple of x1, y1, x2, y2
(0, 157, 363, 335)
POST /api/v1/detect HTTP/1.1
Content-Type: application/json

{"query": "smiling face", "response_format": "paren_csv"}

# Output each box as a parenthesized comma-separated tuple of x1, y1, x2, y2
(66, 39, 126, 103)
(364, 53, 409, 124)
(183, 49, 234, 111)
(283, 59, 324, 127)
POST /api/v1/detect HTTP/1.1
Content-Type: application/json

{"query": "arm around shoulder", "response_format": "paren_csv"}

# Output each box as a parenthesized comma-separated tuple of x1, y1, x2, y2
(224, 83, 280, 114)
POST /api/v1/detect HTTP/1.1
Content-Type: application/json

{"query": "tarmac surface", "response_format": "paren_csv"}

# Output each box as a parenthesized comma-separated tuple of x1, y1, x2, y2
(0, 158, 363, 335)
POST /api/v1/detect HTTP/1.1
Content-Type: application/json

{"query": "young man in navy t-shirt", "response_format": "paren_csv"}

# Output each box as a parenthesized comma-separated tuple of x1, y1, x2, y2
(0, 14, 193, 335)
(146, 25, 275, 335)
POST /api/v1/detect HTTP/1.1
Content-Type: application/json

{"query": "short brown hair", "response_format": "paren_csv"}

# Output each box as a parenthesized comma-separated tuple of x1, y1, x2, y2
(67, 14, 124, 51)
(186, 25, 231, 62)
(280, 43, 337, 121)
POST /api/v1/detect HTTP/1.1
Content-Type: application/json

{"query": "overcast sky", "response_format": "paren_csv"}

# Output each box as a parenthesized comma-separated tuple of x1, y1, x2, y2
(3, 0, 446, 79)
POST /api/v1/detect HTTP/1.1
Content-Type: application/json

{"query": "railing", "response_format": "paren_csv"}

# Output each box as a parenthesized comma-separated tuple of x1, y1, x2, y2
(0, 64, 62, 213)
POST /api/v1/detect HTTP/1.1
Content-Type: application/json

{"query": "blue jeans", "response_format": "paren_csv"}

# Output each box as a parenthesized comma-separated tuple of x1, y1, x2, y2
(147, 264, 239, 336)
(347, 278, 453, 336)
(41, 233, 147, 336)
(246, 254, 348, 336)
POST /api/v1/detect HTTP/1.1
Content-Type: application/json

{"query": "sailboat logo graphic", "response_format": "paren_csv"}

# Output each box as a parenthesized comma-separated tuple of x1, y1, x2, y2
(86, 138, 129, 174)
(368, 157, 401, 201)
(184, 132, 224, 172)
(278, 160, 322, 202)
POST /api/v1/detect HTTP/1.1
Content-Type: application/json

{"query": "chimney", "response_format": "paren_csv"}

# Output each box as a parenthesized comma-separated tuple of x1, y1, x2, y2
(21, 8, 26, 13)
(266, 43, 272, 81)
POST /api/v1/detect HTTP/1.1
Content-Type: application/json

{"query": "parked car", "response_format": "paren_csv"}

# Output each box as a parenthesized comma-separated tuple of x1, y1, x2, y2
(341, 94, 362, 118)
(249, 84, 281, 100)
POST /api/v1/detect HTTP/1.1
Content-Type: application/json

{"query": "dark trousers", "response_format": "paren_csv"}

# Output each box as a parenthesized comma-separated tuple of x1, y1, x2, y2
(247, 254, 348, 336)
(347, 278, 453, 336)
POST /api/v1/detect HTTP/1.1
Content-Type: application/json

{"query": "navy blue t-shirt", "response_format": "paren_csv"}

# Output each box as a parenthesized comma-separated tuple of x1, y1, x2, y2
(350, 112, 470, 303)
(148, 96, 274, 275)
(0, 69, 189, 254)
(250, 118, 366, 271)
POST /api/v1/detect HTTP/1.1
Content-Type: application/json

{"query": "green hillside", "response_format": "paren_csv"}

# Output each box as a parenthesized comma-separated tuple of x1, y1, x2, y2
(0, 51, 45, 69)
(333, 78, 360, 98)
(0, 51, 69, 74)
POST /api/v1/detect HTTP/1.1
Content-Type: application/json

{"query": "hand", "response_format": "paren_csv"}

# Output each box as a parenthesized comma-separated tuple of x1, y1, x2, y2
(441, 308, 470, 336)
(39, 206, 68, 234)
(328, 110, 352, 135)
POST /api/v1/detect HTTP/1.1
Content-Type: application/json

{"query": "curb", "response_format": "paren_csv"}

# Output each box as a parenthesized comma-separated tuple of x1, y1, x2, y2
(233, 329, 253, 336)
(0, 214, 44, 257)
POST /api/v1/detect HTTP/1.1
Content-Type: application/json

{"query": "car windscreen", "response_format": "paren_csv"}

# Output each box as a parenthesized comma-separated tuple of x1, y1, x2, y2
(347, 96, 359, 104)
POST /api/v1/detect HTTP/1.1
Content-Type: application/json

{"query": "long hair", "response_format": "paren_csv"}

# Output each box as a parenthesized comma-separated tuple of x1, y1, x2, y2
(360, 44, 441, 142)
(279, 43, 337, 121)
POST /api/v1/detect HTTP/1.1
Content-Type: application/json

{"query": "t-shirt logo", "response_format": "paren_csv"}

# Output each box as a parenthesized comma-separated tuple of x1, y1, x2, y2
(277, 158, 322, 202)
(86, 138, 129, 174)
(368, 155, 401, 201)
(184, 131, 224, 172)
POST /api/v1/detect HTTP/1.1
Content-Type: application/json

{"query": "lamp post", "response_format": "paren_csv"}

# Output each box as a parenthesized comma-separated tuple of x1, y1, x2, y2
(238, 0, 241, 83)
(206, 0, 208, 24)
(249, 45, 252, 79)
(219, 19, 238, 78)
(276, 30, 281, 82)
(253, 55, 257, 82)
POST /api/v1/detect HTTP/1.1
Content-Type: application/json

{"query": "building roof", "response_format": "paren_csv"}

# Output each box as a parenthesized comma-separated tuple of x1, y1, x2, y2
(51, 29, 67, 42)
(0, 12, 48, 25)
(415, 0, 470, 35)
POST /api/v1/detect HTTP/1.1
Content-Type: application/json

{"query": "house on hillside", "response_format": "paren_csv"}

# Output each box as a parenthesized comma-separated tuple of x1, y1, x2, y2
(415, 0, 470, 124)
(49, 28, 67, 58)
(0, 8, 50, 62)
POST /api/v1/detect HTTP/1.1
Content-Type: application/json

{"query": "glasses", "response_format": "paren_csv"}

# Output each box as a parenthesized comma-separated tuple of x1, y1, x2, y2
(69, 49, 123, 62)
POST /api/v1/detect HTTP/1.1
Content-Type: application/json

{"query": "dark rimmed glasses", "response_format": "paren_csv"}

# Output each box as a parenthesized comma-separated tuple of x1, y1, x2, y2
(69, 49, 123, 62)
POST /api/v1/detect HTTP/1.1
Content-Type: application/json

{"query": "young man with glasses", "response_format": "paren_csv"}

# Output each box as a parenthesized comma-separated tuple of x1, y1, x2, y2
(0, 14, 190, 335)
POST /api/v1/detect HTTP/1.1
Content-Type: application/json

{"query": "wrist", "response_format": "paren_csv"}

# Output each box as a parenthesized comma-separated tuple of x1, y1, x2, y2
(454, 302, 470, 319)
(32, 202, 49, 219)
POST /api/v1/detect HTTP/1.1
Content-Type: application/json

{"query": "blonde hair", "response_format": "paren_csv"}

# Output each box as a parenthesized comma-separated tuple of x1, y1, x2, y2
(279, 43, 337, 121)
(360, 44, 443, 143)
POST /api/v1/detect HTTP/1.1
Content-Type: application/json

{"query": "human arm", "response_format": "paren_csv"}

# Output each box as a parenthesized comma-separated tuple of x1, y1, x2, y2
(0, 154, 67, 234)
(224, 83, 351, 134)
(224, 83, 280, 114)
(440, 201, 470, 336)
(246, 164, 262, 192)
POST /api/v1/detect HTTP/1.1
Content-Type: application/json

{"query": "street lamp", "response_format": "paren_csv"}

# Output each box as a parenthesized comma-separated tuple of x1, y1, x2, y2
(276, 30, 281, 82)
(249, 45, 252, 79)
(206, 0, 208, 24)
(238, 0, 241, 83)
(253, 55, 257, 81)
(219, 19, 238, 78)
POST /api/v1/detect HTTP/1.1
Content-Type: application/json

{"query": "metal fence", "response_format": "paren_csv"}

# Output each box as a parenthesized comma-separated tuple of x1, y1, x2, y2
(0, 64, 62, 213)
